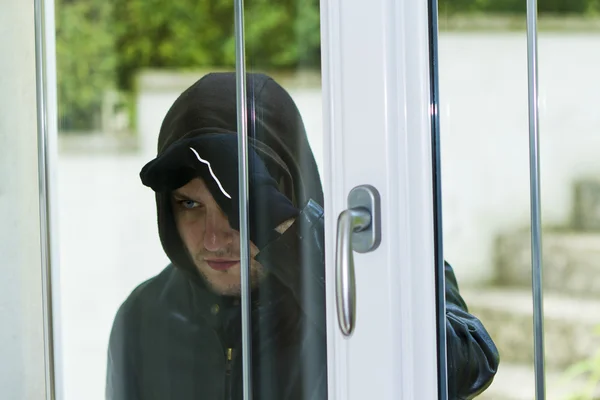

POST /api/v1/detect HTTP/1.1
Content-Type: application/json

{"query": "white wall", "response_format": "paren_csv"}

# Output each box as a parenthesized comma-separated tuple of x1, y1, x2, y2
(439, 33, 600, 283)
(0, 1, 47, 398)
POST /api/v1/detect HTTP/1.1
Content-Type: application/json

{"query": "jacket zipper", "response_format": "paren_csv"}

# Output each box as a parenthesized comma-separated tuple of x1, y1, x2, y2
(224, 347, 235, 400)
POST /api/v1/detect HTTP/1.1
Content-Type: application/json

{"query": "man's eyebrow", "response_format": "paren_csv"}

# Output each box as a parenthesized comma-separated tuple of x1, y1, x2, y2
(171, 191, 195, 200)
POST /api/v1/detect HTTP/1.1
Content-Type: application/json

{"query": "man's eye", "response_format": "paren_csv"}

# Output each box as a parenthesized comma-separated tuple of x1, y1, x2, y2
(179, 200, 202, 209)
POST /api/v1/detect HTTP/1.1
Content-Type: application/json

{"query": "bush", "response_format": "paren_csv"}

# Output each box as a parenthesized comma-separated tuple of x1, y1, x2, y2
(112, 0, 321, 92)
(56, 0, 116, 131)
(56, 0, 321, 131)
(57, 0, 600, 131)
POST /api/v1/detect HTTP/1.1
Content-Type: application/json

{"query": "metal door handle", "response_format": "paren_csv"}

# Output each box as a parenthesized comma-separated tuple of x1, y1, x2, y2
(336, 208, 370, 336)
(336, 185, 381, 337)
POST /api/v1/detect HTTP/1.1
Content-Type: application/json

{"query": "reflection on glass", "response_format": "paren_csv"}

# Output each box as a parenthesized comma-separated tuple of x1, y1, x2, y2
(439, 1, 600, 399)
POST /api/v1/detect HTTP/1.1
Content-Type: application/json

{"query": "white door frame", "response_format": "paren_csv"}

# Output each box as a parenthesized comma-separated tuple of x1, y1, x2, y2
(321, 0, 443, 398)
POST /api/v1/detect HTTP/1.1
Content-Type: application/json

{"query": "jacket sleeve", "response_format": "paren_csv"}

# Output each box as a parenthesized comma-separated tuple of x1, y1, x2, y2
(106, 299, 141, 400)
(256, 199, 326, 334)
(445, 261, 500, 399)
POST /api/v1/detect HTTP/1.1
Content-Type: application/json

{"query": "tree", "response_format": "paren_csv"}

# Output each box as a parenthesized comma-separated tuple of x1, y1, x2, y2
(56, 0, 116, 131)
(112, 0, 321, 92)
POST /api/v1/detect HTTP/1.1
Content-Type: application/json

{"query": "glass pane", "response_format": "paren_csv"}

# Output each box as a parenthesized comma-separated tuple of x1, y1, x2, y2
(436, 3, 512, 399)
(536, 16, 600, 400)
(51, 1, 267, 399)
(438, 3, 600, 399)
(242, 0, 327, 398)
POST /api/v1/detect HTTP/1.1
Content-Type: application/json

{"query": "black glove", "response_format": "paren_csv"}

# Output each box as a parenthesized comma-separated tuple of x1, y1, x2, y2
(140, 133, 299, 249)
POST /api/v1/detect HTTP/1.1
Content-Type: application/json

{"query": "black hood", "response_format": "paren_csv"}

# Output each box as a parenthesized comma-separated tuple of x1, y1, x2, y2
(149, 72, 323, 276)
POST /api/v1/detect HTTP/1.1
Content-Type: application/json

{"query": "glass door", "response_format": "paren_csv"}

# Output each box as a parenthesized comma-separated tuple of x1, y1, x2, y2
(437, 0, 600, 399)
(1, 0, 502, 399)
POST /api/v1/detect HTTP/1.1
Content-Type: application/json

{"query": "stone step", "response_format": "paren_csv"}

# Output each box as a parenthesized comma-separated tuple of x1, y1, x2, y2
(475, 363, 600, 400)
(494, 230, 600, 298)
(572, 179, 600, 232)
(460, 287, 600, 369)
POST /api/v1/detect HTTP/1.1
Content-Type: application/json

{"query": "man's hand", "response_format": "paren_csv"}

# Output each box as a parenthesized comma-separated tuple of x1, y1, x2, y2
(275, 218, 296, 234)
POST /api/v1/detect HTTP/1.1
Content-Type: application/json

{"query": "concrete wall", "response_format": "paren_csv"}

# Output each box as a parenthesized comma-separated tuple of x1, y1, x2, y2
(0, 1, 47, 398)
(439, 33, 600, 283)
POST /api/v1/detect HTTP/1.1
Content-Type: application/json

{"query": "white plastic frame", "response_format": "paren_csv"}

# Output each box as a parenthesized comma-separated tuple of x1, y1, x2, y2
(320, 0, 440, 398)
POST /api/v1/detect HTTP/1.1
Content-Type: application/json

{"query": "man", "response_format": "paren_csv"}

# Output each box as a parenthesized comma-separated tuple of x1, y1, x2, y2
(106, 72, 499, 400)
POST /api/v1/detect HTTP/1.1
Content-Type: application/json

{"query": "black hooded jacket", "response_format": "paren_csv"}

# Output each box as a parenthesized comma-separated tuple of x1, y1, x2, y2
(106, 73, 499, 400)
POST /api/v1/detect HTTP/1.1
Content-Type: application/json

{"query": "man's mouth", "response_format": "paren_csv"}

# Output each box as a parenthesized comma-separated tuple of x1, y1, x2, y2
(205, 259, 239, 271)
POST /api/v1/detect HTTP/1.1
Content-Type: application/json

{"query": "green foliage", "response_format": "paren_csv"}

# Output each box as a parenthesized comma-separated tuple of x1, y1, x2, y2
(56, 0, 321, 130)
(587, 0, 600, 14)
(56, 0, 600, 130)
(56, 0, 116, 131)
(244, 0, 321, 70)
(112, 0, 234, 91)
(112, 0, 321, 92)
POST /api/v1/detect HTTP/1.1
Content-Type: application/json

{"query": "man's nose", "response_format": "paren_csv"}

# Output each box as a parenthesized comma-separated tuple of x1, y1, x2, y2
(203, 207, 234, 252)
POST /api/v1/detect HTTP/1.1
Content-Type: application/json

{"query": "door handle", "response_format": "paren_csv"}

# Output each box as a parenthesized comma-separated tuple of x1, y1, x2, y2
(336, 185, 381, 337)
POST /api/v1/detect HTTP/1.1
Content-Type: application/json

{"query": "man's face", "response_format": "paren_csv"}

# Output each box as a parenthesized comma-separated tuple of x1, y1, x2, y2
(172, 178, 265, 296)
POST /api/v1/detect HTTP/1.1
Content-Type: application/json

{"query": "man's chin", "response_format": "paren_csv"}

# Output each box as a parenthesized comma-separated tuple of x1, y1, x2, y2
(198, 275, 241, 296)
(194, 262, 265, 296)
(210, 283, 242, 297)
